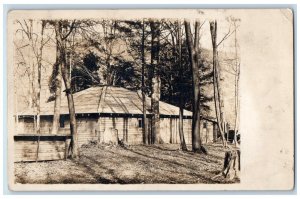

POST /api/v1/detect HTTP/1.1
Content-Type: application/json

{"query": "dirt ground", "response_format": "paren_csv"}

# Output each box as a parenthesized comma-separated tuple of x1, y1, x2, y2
(14, 143, 240, 184)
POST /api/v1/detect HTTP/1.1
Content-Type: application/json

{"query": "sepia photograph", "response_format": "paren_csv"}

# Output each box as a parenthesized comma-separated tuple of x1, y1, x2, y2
(6, 9, 294, 191)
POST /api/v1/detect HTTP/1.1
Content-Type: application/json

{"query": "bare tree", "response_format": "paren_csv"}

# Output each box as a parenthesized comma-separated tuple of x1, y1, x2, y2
(51, 28, 63, 135)
(15, 20, 49, 134)
(15, 20, 36, 113)
(53, 20, 79, 158)
(210, 20, 228, 148)
(141, 20, 149, 145)
(150, 20, 162, 144)
(232, 18, 240, 147)
(177, 20, 187, 151)
(184, 20, 206, 153)
(210, 19, 239, 148)
(36, 21, 46, 134)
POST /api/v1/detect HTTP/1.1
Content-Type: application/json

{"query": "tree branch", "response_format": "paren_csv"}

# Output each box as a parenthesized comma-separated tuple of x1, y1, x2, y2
(217, 25, 240, 47)
(62, 20, 76, 40)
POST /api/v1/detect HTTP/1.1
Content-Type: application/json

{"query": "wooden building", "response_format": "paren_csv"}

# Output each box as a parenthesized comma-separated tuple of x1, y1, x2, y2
(15, 86, 217, 162)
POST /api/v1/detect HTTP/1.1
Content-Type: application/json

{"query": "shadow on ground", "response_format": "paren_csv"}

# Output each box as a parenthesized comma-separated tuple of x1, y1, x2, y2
(14, 143, 240, 184)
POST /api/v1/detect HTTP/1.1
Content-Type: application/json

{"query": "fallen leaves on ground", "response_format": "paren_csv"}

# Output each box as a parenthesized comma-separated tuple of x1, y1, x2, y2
(15, 143, 240, 184)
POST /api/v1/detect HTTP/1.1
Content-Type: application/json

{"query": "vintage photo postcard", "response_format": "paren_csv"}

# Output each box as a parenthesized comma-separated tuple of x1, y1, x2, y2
(6, 9, 294, 191)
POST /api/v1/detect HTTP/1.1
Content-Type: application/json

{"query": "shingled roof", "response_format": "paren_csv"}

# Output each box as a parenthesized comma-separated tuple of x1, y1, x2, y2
(19, 86, 193, 117)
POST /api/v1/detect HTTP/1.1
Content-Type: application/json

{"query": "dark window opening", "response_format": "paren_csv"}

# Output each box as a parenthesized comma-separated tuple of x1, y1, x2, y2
(59, 116, 65, 128)
(203, 122, 207, 128)
(138, 119, 143, 128)
(24, 117, 34, 123)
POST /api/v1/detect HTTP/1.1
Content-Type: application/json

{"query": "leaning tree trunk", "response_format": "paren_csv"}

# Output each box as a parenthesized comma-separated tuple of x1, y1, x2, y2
(55, 20, 79, 158)
(60, 49, 79, 158)
(184, 20, 206, 154)
(223, 149, 240, 180)
(212, 149, 240, 181)
(210, 20, 227, 148)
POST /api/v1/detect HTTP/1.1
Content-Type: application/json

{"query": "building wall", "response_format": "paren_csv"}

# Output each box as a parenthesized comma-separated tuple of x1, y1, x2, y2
(15, 115, 216, 162)
(77, 117, 98, 146)
(14, 136, 69, 162)
(184, 119, 193, 144)
(159, 118, 216, 145)
(159, 118, 193, 145)
(17, 115, 214, 146)
(97, 117, 143, 145)
(18, 117, 70, 135)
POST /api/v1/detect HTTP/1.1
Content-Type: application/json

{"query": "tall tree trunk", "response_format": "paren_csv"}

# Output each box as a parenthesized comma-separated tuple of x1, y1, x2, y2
(210, 20, 227, 147)
(213, 122, 218, 142)
(233, 21, 240, 147)
(36, 21, 46, 134)
(141, 20, 148, 144)
(150, 21, 162, 144)
(15, 88, 19, 134)
(54, 20, 79, 158)
(178, 96, 188, 151)
(184, 20, 206, 153)
(151, 76, 161, 144)
(51, 23, 63, 135)
(177, 21, 187, 151)
(61, 56, 79, 158)
(194, 20, 204, 150)
(233, 67, 240, 146)
(31, 55, 36, 133)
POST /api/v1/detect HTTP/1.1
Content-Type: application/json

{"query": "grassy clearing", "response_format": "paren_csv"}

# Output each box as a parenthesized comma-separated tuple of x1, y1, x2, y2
(15, 143, 240, 184)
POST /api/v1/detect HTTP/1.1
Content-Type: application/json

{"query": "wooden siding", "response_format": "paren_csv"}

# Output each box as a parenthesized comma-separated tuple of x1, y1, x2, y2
(77, 117, 98, 146)
(98, 117, 143, 145)
(17, 116, 214, 146)
(18, 117, 71, 135)
(159, 118, 193, 145)
(183, 119, 193, 144)
(14, 115, 215, 162)
(159, 118, 215, 145)
(14, 136, 70, 162)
